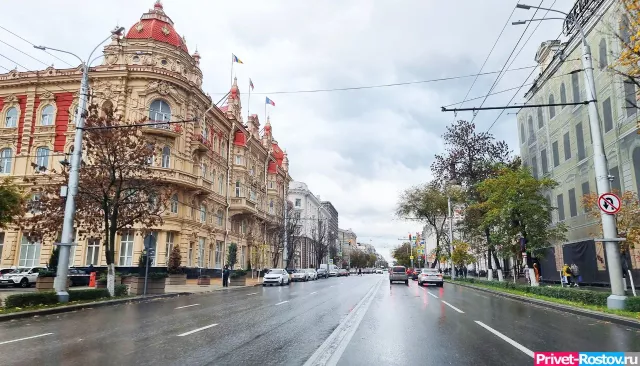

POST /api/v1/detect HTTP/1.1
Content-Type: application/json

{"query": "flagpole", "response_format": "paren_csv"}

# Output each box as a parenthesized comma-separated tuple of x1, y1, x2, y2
(247, 80, 251, 122)
(230, 53, 234, 87)
(264, 101, 267, 125)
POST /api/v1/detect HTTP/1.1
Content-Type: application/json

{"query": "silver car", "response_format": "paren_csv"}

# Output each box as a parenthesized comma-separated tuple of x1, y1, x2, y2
(418, 268, 443, 287)
(389, 266, 408, 285)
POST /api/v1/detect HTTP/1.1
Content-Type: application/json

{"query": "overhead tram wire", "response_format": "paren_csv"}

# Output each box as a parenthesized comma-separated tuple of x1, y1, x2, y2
(485, 27, 567, 133)
(210, 65, 539, 95)
(0, 25, 74, 68)
(452, 0, 519, 119)
(470, 0, 546, 124)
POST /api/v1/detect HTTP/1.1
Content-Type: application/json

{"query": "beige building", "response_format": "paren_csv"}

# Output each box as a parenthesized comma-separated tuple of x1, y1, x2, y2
(0, 1, 291, 274)
(517, 0, 639, 281)
(338, 228, 356, 267)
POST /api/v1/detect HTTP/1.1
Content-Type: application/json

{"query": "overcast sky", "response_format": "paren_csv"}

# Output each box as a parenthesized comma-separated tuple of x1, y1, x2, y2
(1, 0, 574, 262)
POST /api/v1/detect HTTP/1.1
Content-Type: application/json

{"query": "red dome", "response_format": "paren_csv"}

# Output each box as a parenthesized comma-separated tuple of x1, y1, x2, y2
(272, 142, 284, 166)
(267, 161, 277, 174)
(125, 1, 188, 53)
(233, 130, 246, 146)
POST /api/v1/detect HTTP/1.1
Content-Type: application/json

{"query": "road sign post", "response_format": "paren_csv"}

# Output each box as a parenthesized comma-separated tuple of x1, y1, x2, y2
(143, 233, 157, 296)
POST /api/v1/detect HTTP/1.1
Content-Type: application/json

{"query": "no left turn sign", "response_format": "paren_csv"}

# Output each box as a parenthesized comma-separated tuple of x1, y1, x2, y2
(598, 193, 621, 214)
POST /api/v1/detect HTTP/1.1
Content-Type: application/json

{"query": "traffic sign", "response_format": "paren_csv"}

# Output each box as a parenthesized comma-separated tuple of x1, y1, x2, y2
(410, 255, 414, 260)
(598, 193, 621, 214)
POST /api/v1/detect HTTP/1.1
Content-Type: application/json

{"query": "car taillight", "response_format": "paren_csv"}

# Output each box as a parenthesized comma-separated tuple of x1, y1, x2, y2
(437, 274, 443, 278)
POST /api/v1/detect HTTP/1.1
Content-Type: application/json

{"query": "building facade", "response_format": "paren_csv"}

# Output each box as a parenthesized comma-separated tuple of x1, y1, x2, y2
(321, 201, 339, 261)
(338, 228, 357, 268)
(0, 1, 291, 274)
(517, 0, 639, 281)
(288, 181, 331, 268)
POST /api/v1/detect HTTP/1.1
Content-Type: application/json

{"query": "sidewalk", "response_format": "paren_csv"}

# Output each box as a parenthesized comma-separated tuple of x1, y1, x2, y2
(165, 277, 262, 294)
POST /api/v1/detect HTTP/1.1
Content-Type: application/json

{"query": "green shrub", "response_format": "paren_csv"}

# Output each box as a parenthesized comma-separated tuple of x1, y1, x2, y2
(453, 277, 610, 307)
(114, 284, 128, 297)
(4, 292, 58, 308)
(38, 270, 56, 278)
(625, 296, 640, 312)
(68, 288, 110, 302)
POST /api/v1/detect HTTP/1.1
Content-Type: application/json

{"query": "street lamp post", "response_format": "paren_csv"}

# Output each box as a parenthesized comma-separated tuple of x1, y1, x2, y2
(515, 4, 626, 309)
(34, 27, 124, 302)
(447, 189, 455, 280)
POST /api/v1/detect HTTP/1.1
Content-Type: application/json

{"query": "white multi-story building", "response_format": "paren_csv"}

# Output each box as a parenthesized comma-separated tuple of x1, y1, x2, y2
(338, 228, 357, 267)
(288, 181, 330, 268)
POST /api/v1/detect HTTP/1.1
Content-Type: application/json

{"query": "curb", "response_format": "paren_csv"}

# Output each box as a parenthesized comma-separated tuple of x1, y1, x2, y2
(446, 280, 640, 329)
(0, 292, 193, 322)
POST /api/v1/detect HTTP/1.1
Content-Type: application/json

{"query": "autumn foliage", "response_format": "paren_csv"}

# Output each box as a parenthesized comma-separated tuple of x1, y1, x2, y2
(581, 190, 640, 252)
(20, 104, 173, 267)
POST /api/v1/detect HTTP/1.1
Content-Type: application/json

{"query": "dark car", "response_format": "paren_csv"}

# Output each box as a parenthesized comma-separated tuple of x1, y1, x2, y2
(317, 268, 328, 279)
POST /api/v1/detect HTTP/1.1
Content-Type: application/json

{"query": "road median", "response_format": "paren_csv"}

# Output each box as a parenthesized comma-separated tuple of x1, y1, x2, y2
(446, 279, 640, 329)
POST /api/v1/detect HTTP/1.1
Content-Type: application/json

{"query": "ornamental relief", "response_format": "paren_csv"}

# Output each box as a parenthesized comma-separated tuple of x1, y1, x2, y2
(141, 80, 185, 105)
(4, 94, 18, 104)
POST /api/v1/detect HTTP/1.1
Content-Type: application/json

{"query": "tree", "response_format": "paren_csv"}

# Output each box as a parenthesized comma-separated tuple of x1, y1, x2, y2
(312, 218, 328, 268)
(450, 240, 476, 268)
(48, 245, 60, 272)
(431, 120, 513, 270)
(0, 178, 25, 229)
(581, 190, 640, 270)
(473, 166, 567, 260)
(268, 202, 300, 268)
(167, 245, 183, 274)
(20, 104, 172, 295)
(391, 242, 412, 268)
(396, 181, 451, 268)
(227, 242, 238, 269)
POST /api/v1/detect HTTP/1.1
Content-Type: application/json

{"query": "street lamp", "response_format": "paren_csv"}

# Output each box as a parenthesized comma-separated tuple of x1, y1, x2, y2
(447, 180, 457, 280)
(34, 26, 125, 303)
(515, 4, 625, 309)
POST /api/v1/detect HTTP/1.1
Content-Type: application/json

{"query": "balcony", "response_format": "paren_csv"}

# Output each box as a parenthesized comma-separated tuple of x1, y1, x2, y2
(229, 196, 258, 216)
(193, 134, 212, 153)
(149, 167, 199, 190)
(142, 122, 182, 138)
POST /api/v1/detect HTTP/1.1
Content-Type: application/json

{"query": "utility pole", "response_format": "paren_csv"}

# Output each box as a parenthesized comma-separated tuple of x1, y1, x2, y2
(35, 27, 124, 302)
(448, 192, 455, 280)
(514, 3, 626, 309)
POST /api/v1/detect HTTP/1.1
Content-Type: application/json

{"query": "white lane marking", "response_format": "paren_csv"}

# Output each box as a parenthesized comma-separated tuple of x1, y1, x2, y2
(303, 277, 383, 366)
(310, 291, 317, 295)
(441, 300, 465, 313)
(0, 333, 54, 345)
(177, 323, 218, 337)
(275, 300, 289, 306)
(475, 321, 534, 358)
(427, 292, 438, 299)
(246, 292, 258, 296)
(330, 285, 335, 288)
(174, 304, 200, 309)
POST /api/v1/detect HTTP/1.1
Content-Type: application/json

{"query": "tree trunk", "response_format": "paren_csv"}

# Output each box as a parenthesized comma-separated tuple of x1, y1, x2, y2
(492, 250, 502, 270)
(107, 263, 116, 296)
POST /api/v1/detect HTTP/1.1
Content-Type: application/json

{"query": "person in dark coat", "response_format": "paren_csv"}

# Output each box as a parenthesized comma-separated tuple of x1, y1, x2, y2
(222, 265, 230, 287)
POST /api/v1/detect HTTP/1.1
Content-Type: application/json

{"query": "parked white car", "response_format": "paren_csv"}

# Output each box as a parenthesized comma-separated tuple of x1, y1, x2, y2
(291, 269, 309, 282)
(0, 267, 46, 288)
(263, 269, 290, 286)
(305, 268, 317, 280)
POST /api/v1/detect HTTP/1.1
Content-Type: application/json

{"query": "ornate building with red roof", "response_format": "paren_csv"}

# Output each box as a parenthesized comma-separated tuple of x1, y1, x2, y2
(0, 1, 291, 274)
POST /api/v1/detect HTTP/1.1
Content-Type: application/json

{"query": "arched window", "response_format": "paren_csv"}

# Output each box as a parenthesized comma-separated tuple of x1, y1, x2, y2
(214, 135, 218, 151)
(235, 180, 241, 197)
(5, 107, 17, 128)
(170, 194, 178, 213)
(146, 144, 155, 166)
(269, 199, 274, 214)
(41, 105, 54, 126)
(560, 83, 567, 105)
(621, 17, 632, 46)
(201, 163, 208, 178)
(211, 169, 216, 184)
(0, 148, 11, 173)
(527, 117, 534, 143)
(149, 99, 171, 122)
(599, 38, 608, 69)
(548, 94, 555, 120)
(221, 141, 226, 157)
(161, 146, 171, 168)
(219, 174, 224, 194)
(36, 147, 49, 170)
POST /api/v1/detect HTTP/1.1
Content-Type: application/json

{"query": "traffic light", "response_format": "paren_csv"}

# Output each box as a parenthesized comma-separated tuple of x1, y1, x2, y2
(409, 234, 412, 241)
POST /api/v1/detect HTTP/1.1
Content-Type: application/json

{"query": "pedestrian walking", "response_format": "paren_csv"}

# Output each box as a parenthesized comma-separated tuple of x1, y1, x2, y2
(533, 263, 540, 284)
(562, 263, 572, 286)
(358, 268, 362, 276)
(222, 265, 230, 287)
(570, 263, 580, 287)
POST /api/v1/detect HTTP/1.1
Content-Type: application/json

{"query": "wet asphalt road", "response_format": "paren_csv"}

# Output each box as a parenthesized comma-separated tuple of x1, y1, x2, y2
(0, 275, 639, 366)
